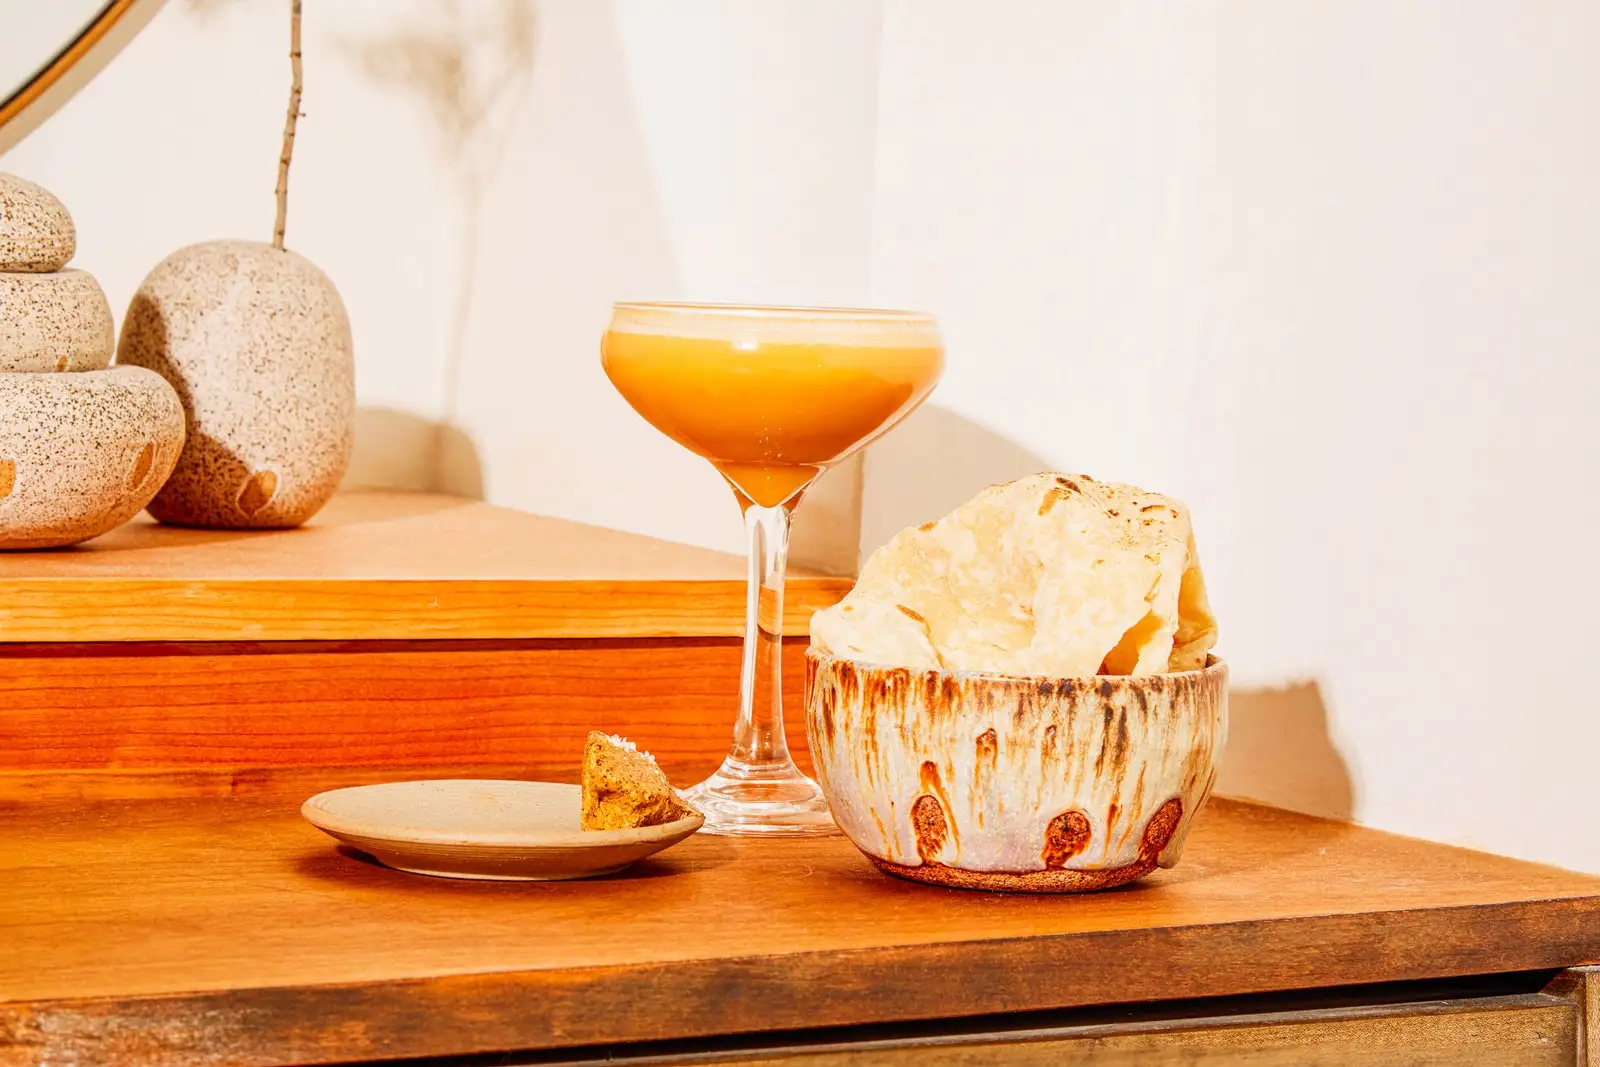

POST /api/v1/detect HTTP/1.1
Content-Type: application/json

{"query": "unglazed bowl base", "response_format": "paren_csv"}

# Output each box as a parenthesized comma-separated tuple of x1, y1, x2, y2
(867, 855, 1158, 893)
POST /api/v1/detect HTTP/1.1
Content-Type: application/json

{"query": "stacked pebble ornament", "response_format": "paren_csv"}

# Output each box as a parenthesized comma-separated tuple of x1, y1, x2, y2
(0, 173, 185, 549)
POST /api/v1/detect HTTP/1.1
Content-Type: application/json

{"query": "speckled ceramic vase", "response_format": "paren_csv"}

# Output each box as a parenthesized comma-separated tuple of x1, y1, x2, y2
(0, 367, 186, 549)
(806, 649, 1228, 893)
(116, 239, 355, 528)
(0, 172, 187, 550)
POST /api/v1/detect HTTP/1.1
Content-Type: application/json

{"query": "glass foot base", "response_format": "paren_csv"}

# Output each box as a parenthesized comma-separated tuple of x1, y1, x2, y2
(682, 757, 838, 837)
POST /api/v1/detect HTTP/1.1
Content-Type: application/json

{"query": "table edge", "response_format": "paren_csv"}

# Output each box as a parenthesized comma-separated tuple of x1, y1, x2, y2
(4, 895, 1596, 1067)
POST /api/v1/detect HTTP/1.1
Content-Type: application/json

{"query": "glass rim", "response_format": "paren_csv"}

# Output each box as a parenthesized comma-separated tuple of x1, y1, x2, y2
(612, 300, 935, 323)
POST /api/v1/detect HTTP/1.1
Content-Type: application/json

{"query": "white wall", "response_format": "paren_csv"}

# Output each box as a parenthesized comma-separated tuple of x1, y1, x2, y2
(0, 0, 880, 567)
(4, 0, 1595, 872)
(867, 0, 1599, 872)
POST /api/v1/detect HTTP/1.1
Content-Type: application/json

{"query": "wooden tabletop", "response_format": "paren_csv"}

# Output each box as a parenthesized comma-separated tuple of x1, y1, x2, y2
(1, 794, 1595, 1067)
(0, 491, 851, 642)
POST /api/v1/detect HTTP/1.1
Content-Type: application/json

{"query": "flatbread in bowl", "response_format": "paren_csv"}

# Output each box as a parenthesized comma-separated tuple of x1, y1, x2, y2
(807, 473, 1226, 892)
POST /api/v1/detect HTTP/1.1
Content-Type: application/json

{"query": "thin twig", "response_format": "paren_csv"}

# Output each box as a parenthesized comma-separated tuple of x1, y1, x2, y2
(272, 0, 303, 250)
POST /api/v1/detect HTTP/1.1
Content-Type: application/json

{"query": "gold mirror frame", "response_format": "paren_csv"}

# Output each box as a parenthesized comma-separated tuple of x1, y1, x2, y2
(0, 0, 168, 156)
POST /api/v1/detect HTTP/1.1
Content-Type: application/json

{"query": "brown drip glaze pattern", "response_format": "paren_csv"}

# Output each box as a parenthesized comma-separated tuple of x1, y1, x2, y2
(806, 649, 1227, 892)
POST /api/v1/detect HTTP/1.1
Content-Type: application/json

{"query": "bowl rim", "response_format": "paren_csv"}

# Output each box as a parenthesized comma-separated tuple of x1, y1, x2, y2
(804, 646, 1226, 686)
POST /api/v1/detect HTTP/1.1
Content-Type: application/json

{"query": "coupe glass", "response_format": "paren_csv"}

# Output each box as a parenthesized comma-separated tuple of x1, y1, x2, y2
(601, 302, 943, 835)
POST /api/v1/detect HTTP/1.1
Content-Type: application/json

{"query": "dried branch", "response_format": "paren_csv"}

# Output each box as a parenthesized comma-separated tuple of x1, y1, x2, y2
(272, 0, 304, 250)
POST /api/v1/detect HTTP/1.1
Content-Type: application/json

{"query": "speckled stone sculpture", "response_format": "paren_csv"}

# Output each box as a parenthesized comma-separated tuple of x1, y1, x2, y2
(0, 366, 186, 549)
(117, 239, 355, 528)
(0, 172, 187, 550)
(0, 269, 115, 372)
(0, 173, 75, 272)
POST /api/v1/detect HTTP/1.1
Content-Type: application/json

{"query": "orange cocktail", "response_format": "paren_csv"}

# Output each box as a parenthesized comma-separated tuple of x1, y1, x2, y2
(602, 303, 943, 836)
(602, 305, 942, 509)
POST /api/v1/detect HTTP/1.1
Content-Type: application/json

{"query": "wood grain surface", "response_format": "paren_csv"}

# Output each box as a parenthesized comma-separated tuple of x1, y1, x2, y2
(0, 491, 851, 642)
(1, 797, 1596, 1066)
(0, 638, 813, 799)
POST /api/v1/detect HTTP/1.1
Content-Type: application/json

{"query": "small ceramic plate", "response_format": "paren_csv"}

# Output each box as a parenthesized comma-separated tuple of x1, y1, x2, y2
(301, 779, 703, 881)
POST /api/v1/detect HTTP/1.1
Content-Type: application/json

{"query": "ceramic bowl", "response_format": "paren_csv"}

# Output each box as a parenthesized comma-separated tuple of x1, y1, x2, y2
(805, 649, 1227, 892)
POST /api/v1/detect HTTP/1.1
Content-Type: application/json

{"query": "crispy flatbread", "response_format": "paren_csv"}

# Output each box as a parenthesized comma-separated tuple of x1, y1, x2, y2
(811, 474, 1217, 676)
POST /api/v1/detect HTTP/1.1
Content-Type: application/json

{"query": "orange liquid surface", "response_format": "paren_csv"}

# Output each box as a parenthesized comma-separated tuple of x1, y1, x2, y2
(603, 329, 942, 508)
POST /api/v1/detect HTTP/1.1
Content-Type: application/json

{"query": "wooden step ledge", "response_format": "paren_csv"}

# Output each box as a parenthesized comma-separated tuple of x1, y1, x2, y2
(0, 491, 852, 643)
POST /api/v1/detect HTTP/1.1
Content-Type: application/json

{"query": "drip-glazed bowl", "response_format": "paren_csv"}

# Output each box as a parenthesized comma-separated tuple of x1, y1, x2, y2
(805, 649, 1227, 892)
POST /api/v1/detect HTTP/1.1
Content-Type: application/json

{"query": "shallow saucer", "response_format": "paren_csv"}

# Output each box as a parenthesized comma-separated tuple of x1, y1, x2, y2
(301, 779, 702, 881)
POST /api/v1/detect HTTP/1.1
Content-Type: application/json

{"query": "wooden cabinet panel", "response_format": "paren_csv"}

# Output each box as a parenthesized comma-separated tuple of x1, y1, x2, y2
(676, 1002, 1575, 1067)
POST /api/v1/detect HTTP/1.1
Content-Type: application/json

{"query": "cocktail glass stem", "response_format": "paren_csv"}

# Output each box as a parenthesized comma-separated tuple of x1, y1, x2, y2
(681, 501, 836, 835)
(734, 502, 793, 766)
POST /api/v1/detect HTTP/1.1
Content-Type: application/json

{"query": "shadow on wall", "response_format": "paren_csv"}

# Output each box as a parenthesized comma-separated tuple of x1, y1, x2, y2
(1216, 681, 1356, 821)
(790, 454, 864, 577)
(860, 403, 1055, 550)
(343, 406, 484, 500)
(338, 0, 536, 492)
